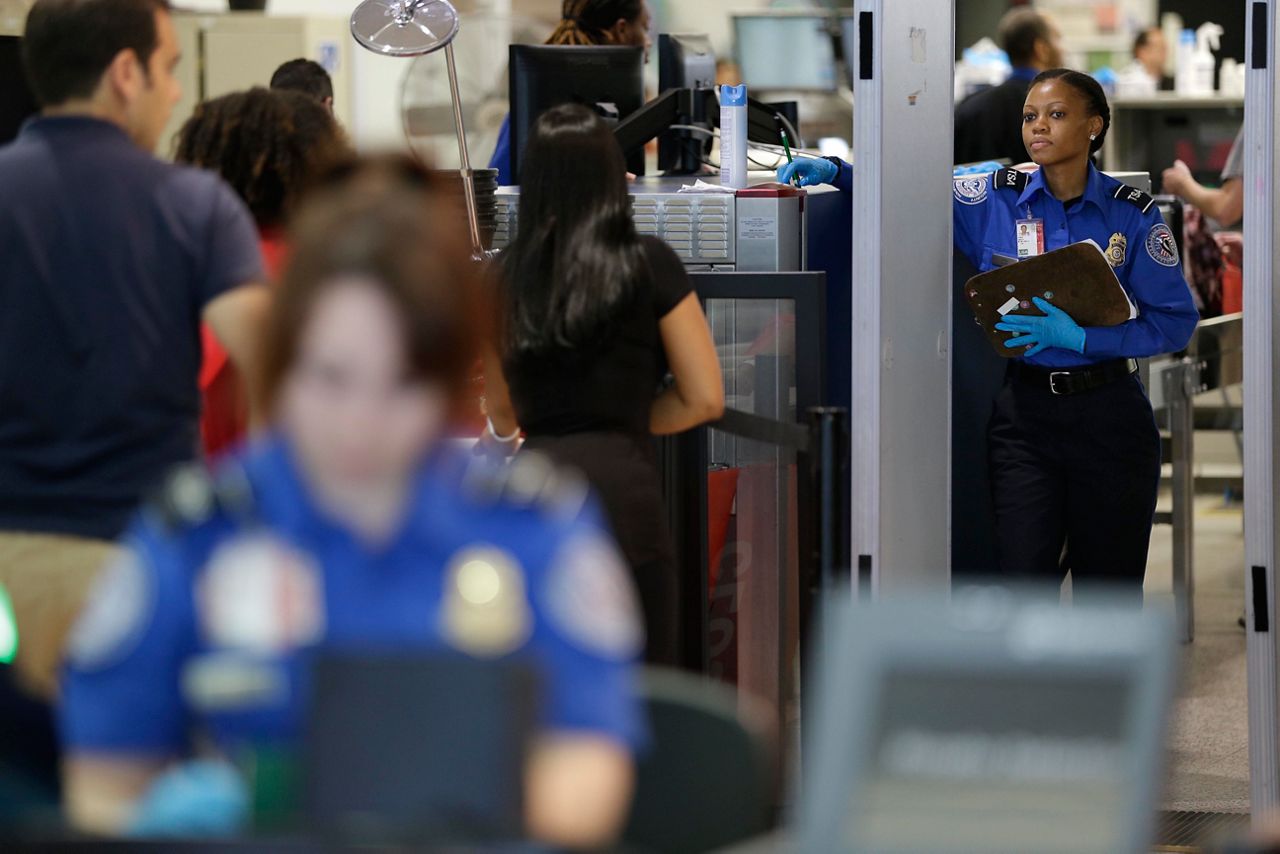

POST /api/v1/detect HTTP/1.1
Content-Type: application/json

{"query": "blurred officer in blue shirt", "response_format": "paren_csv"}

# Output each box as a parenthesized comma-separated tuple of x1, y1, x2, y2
(781, 69, 1197, 599)
(58, 158, 646, 849)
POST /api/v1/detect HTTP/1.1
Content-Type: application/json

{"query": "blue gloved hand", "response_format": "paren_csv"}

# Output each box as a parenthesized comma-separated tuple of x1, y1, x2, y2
(995, 297, 1087, 357)
(127, 760, 250, 838)
(777, 157, 838, 188)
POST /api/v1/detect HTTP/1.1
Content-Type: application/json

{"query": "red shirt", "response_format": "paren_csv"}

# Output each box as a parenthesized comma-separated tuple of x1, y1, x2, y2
(199, 229, 288, 458)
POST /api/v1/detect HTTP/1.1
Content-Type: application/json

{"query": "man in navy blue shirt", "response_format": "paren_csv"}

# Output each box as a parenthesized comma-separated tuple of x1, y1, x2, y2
(955, 8, 1064, 166)
(0, 0, 268, 702)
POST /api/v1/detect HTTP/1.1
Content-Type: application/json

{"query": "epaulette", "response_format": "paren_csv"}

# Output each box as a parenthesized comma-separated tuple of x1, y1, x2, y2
(146, 461, 257, 532)
(1112, 183, 1156, 214)
(993, 168, 1029, 192)
(461, 451, 590, 522)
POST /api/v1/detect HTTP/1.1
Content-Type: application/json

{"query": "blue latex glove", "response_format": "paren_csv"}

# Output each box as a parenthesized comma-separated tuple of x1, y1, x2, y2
(777, 157, 838, 187)
(127, 760, 250, 838)
(995, 297, 1087, 357)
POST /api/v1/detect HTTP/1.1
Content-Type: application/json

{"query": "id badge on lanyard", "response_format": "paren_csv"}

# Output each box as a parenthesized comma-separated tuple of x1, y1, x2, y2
(1016, 212, 1044, 259)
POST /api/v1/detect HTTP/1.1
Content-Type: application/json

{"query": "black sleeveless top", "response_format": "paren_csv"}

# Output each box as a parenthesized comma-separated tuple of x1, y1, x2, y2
(506, 237, 693, 438)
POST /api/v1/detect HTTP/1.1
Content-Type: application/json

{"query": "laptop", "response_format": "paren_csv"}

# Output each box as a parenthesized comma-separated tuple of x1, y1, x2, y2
(797, 588, 1178, 854)
(303, 653, 536, 844)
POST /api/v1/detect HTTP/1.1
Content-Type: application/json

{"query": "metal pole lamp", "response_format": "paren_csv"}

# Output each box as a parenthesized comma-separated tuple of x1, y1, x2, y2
(350, 1, 485, 258)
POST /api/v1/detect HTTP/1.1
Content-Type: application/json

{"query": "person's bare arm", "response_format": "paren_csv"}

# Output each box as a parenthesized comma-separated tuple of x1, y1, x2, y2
(63, 754, 169, 835)
(650, 294, 725, 436)
(203, 284, 271, 427)
(1162, 160, 1244, 225)
(481, 344, 521, 440)
(1213, 177, 1244, 228)
(524, 735, 634, 849)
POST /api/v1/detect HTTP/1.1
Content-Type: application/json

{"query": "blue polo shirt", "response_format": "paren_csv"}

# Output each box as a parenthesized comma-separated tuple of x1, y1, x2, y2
(59, 437, 647, 755)
(952, 163, 1199, 368)
(0, 116, 264, 540)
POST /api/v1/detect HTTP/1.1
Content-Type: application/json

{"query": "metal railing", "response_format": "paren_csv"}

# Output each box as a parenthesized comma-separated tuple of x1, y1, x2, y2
(1146, 313, 1244, 643)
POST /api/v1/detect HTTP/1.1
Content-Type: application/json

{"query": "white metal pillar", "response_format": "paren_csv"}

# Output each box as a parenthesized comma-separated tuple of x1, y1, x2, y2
(1245, 0, 1280, 820)
(849, 0, 955, 596)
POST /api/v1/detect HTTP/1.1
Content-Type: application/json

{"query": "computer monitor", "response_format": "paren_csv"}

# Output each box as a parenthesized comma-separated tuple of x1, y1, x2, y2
(659, 32, 716, 91)
(304, 654, 536, 843)
(733, 15, 838, 92)
(798, 591, 1177, 853)
(508, 45, 645, 184)
(657, 33, 716, 174)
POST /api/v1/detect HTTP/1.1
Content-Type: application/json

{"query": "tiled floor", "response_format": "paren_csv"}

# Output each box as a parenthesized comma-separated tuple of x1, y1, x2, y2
(1146, 492, 1249, 814)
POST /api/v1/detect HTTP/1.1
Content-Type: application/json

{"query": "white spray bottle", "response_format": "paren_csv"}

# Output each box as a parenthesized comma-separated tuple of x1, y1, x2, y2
(719, 84, 748, 190)
(1190, 23, 1224, 96)
(1174, 28, 1196, 95)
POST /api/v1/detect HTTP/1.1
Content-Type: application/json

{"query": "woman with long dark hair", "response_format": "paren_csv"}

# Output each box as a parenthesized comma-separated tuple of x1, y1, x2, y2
(485, 104, 723, 665)
(488, 0, 651, 185)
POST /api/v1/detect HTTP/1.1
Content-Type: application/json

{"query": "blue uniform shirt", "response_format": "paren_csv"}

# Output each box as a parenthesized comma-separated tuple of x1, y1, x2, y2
(59, 436, 647, 756)
(953, 163, 1199, 368)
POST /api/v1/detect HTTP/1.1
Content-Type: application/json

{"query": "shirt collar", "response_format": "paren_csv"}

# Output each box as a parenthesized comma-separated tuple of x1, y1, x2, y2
(20, 114, 133, 144)
(1016, 161, 1108, 212)
(247, 433, 455, 552)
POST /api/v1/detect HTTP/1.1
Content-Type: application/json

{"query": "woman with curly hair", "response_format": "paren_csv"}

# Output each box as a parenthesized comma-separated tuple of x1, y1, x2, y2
(175, 87, 349, 457)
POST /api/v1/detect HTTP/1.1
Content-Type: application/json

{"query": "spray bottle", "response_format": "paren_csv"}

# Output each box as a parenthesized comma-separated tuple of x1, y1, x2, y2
(1174, 29, 1196, 95)
(1190, 22, 1224, 96)
(719, 84, 748, 190)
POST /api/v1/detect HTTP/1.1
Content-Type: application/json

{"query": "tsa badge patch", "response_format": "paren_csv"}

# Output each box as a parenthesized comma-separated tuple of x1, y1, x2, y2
(440, 546, 533, 659)
(1145, 223, 1180, 267)
(197, 535, 325, 654)
(1104, 232, 1127, 268)
(544, 534, 643, 661)
(953, 174, 989, 206)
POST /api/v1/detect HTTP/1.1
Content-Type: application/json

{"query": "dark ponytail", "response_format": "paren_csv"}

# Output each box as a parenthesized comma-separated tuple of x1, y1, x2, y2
(498, 103, 647, 357)
(547, 0, 644, 46)
(1030, 68, 1111, 155)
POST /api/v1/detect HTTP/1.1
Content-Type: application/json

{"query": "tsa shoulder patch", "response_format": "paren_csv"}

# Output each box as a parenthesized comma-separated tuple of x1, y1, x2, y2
(196, 534, 326, 654)
(1112, 183, 1156, 214)
(953, 174, 989, 206)
(543, 534, 643, 661)
(1145, 223, 1180, 267)
(993, 168, 1028, 192)
(67, 550, 155, 671)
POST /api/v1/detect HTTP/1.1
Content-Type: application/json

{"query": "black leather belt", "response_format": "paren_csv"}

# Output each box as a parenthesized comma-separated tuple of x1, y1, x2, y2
(1009, 358, 1138, 396)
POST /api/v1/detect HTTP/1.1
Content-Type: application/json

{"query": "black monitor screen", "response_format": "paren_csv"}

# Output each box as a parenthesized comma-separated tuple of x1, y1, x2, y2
(658, 33, 715, 92)
(0, 37, 38, 146)
(508, 45, 645, 184)
(657, 33, 716, 174)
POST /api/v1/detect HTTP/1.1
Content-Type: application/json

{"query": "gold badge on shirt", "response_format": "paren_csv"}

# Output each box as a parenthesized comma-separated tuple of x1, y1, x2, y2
(1105, 232, 1127, 268)
(441, 547, 532, 658)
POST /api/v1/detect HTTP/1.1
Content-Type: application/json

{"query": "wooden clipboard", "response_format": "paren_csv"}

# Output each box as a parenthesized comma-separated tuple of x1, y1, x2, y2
(963, 242, 1133, 358)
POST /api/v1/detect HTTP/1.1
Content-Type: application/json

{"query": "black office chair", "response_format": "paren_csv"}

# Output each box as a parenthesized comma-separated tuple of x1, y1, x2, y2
(622, 669, 775, 854)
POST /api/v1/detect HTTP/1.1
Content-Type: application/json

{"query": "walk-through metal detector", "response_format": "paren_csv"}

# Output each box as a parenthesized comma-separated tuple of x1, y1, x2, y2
(850, 0, 954, 594)
(851, 0, 1280, 827)
(1245, 0, 1280, 820)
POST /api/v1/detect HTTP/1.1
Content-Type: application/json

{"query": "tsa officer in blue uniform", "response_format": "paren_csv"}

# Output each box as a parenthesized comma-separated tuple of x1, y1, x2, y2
(57, 160, 646, 849)
(781, 69, 1198, 597)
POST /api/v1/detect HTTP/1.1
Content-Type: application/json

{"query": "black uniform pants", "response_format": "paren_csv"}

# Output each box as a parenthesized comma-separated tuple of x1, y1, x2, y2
(987, 371, 1162, 600)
